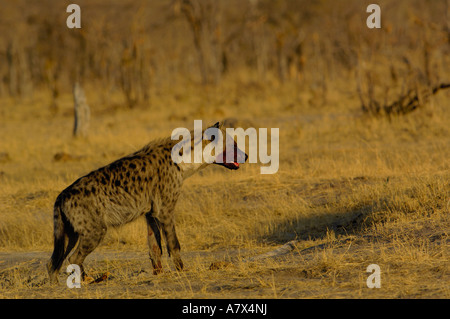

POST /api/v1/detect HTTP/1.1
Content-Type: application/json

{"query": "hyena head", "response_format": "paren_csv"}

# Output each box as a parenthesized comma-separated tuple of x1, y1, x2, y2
(171, 121, 248, 178)
(204, 121, 248, 169)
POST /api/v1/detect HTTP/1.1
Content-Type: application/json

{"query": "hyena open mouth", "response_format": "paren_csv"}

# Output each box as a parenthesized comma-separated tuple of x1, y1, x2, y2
(215, 146, 248, 170)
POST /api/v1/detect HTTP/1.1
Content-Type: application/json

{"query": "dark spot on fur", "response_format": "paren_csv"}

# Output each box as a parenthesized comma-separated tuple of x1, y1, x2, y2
(115, 180, 121, 187)
(124, 186, 129, 193)
(70, 188, 80, 196)
(129, 163, 136, 169)
(126, 171, 130, 177)
(101, 177, 107, 185)
(84, 189, 90, 196)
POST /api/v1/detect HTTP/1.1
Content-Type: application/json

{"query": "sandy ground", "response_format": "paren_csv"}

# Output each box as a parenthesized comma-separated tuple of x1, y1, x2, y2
(1, 229, 448, 299)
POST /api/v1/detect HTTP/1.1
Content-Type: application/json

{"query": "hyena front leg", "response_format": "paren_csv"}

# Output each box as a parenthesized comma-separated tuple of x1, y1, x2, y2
(145, 213, 163, 275)
(160, 219, 183, 272)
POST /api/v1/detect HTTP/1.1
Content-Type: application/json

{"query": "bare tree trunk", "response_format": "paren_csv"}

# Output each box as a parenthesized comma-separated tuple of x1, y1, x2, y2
(6, 41, 18, 97)
(181, 0, 223, 85)
(73, 82, 90, 138)
(276, 33, 286, 83)
(447, 0, 450, 42)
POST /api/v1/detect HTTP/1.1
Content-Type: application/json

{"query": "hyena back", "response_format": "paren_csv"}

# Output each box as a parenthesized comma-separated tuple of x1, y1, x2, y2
(47, 121, 247, 284)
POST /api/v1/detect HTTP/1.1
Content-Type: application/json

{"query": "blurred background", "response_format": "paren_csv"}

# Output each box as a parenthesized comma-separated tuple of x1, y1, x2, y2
(0, 0, 448, 113)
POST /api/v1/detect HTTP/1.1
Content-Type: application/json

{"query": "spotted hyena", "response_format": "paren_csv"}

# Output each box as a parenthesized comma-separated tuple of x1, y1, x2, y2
(47, 121, 248, 284)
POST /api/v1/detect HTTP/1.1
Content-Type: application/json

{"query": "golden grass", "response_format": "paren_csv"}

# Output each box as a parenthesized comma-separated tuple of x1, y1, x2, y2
(0, 80, 449, 298)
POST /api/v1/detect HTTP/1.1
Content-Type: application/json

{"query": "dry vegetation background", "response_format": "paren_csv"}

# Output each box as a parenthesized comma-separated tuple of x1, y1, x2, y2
(0, 0, 449, 298)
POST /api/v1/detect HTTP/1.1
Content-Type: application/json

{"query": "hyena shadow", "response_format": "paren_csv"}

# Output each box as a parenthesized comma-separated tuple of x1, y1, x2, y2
(261, 204, 376, 245)
(254, 178, 382, 245)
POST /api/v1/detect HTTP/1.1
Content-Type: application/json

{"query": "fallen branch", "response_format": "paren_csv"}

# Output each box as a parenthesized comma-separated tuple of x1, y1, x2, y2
(383, 83, 450, 115)
(359, 81, 450, 117)
(243, 240, 300, 262)
(242, 237, 355, 263)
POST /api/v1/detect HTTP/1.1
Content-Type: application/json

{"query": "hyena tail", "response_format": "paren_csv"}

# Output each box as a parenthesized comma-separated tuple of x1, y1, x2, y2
(47, 197, 79, 284)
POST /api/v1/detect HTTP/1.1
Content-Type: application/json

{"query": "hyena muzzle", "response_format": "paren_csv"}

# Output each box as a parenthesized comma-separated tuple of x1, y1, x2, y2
(47, 121, 248, 284)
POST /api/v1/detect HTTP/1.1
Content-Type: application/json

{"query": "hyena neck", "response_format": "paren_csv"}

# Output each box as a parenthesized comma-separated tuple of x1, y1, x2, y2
(178, 162, 209, 180)
(137, 137, 209, 180)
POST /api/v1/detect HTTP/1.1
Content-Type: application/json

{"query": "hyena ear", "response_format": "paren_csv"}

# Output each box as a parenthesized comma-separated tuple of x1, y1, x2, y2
(211, 121, 223, 129)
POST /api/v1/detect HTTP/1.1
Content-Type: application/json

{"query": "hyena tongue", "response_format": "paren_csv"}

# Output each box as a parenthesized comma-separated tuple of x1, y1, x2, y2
(214, 152, 240, 169)
(224, 161, 239, 169)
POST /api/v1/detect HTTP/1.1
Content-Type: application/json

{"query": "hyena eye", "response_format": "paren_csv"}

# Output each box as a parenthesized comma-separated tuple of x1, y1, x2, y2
(179, 149, 183, 156)
(210, 135, 215, 142)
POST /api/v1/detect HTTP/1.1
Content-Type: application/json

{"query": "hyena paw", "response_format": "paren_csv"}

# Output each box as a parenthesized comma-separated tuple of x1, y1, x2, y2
(175, 259, 184, 272)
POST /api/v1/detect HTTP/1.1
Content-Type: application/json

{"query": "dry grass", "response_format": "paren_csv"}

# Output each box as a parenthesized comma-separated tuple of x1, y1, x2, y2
(0, 0, 449, 300)
(0, 77, 449, 298)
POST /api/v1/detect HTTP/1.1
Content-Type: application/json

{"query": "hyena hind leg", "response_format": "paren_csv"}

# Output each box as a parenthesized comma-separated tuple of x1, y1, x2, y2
(68, 229, 106, 280)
